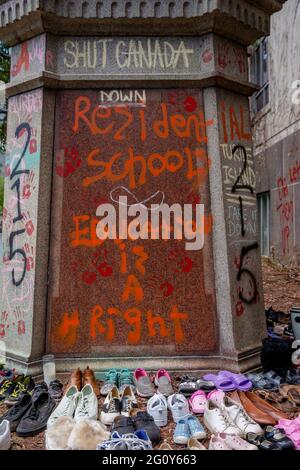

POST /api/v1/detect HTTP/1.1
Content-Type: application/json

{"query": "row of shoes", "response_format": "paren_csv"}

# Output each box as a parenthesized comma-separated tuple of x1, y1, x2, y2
(0, 373, 63, 405)
(101, 368, 174, 398)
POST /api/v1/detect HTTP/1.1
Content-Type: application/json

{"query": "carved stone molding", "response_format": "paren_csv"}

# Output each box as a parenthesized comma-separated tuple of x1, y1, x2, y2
(0, 0, 287, 46)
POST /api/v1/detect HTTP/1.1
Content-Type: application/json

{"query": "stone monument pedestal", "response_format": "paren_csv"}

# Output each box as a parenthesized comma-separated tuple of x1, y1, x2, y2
(0, 0, 286, 376)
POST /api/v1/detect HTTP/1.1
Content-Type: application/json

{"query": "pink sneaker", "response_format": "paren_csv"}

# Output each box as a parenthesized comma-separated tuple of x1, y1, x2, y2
(154, 369, 174, 396)
(189, 391, 207, 414)
(134, 368, 155, 398)
(209, 435, 231, 450)
(207, 389, 225, 407)
(218, 433, 258, 450)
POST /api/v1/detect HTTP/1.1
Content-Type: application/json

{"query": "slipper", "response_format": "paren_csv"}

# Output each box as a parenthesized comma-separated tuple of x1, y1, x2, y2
(189, 391, 207, 414)
(202, 373, 236, 392)
(219, 371, 252, 391)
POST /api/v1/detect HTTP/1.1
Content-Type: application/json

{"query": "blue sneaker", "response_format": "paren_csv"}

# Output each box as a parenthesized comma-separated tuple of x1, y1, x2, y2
(100, 369, 118, 396)
(174, 418, 190, 445)
(186, 415, 207, 440)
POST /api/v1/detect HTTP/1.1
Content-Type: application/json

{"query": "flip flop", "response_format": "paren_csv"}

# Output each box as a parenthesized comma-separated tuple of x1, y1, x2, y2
(202, 373, 236, 391)
(219, 371, 252, 391)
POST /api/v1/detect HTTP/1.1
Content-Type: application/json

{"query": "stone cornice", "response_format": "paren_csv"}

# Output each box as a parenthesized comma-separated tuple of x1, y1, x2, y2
(0, 0, 287, 46)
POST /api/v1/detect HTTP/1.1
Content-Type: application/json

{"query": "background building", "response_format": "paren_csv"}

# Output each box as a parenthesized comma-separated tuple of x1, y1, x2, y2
(252, 0, 300, 267)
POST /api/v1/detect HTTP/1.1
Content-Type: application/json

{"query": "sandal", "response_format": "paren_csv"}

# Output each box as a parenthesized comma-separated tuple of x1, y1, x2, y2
(202, 373, 236, 392)
(246, 432, 281, 451)
(256, 390, 296, 413)
(286, 369, 300, 385)
(263, 371, 284, 389)
(280, 384, 300, 405)
(219, 371, 252, 391)
(246, 373, 277, 391)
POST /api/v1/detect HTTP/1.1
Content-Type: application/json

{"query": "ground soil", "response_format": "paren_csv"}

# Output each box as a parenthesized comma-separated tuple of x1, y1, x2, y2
(1, 259, 299, 450)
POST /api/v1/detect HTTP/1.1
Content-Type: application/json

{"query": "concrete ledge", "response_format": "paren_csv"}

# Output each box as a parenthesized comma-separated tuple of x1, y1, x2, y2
(5, 71, 259, 98)
(5, 346, 262, 378)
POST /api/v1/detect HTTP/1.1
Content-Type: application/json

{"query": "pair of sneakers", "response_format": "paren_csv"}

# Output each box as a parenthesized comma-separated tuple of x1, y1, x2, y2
(204, 390, 263, 437)
(47, 384, 98, 427)
(134, 368, 173, 397)
(97, 430, 152, 450)
(174, 414, 207, 445)
(100, 369, 135, 396)
(147, 393, 190, 427)
(101, 385, 137, 425)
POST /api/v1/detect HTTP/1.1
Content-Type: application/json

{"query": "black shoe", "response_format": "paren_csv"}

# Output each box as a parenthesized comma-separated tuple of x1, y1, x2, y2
(264, 426, 295, 450)
(0, 392, 32, 432)
(31, 382, 48, 399)
(16, 389, 56, 437)
(48, 380, 63, 400)
(246, 432, 282, 450)
(112, 415, 135, 435)
(133, 411, 161, 445)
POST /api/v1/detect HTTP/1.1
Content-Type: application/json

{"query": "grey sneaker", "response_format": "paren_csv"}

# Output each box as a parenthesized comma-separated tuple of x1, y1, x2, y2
(154, 369, 174, 396)
(147, 393, 168, 427)
(134, 368, 155, 398)
(167, 393, 189, 423)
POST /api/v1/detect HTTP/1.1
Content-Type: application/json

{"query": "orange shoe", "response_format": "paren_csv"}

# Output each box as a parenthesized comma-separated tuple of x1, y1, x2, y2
(82, 366, 100, 397)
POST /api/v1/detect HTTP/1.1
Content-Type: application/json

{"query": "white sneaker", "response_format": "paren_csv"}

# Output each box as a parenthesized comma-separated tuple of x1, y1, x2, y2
(74, 384, 98, 423)
(147, 393, 168, 427)
(220, 396, 263, 437)
(101, 386, 121, 425)
(217, 433, 258, 450)
(167, 394, 189, 423)
(209, 434, 231, 450)
(0, 420, 10, 450)
(204, 400, 241, 436)
(47, 385, 79, 428)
